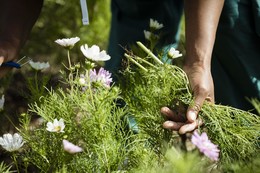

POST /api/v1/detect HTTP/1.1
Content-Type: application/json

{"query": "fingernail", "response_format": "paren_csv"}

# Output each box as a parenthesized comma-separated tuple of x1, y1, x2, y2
(189, 111, 196, 121)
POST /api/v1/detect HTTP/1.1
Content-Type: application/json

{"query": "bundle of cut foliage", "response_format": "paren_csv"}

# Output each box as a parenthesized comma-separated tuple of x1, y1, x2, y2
(118, 41, 260, 165)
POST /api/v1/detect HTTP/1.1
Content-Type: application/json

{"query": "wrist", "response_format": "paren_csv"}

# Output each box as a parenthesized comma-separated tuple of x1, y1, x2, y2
(183, 54, 211, 72)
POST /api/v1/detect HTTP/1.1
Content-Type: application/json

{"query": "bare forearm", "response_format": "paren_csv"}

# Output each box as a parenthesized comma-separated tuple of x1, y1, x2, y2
(184, 0, 224, 69)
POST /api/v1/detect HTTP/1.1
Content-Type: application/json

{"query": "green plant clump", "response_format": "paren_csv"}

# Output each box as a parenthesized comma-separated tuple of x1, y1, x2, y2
(119, 41, 260, 164)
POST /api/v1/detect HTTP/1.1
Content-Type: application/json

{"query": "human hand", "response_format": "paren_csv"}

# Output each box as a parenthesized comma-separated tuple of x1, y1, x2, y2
(161, 65, 214, 134)
(0, 41, 19, 78)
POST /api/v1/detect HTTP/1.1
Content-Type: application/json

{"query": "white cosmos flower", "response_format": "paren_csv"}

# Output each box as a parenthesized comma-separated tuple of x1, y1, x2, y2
(150, 19, 163, 30)
(55, 37, 80, 49)
(62, 140, 83, 154)
(46, 118, 65, 133)
(80, 44, 111, 61)
(144, 30, 152, 40)
(29, 60, 50, 71)
(0, 95, 4, 111)
(79, 76, 86, 85)
(167, 47, 182, 59)
(0, 133, 24, 152)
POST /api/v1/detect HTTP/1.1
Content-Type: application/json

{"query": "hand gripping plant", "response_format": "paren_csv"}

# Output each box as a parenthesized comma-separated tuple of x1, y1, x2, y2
(119, 41, 260, 164)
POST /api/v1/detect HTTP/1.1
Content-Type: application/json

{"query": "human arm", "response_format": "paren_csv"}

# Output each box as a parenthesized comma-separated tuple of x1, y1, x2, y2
(0, 0, 43, 77)
(162, 0, 224, 134)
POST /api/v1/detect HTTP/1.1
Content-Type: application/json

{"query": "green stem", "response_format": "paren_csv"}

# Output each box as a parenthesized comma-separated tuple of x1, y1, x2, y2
(135, 56, 158, 69)
(34, 70, 39, 94)
(67, 50, 74, 83)
(67, 50, 72, 69)
(175, 66, 192, 96)
(136, 41, 163, 65)
(86, 70, 95, 108)
(12, 153, 20, 173)
(124, 53, 148, 72)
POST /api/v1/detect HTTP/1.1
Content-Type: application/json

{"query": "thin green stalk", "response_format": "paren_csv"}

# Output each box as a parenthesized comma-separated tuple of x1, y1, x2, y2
(86, 70, 95, 108)
(124, 53, 148, 72)
(67, 50, 74, 82)
(174, 66, 192, 95)
(12, 153, 20, 173)
(136, 41, 163, 65)
(135, 56, 158, 69)
(34, 70, 39, 94)
(102, 145, 110, 173)
(67, 50, 72, 70)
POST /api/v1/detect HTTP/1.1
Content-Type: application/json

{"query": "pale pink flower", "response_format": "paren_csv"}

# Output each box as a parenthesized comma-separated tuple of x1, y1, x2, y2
(89, 67, 113, 87)
(62, 140, 83, 154)
(191, 130, 220, 161)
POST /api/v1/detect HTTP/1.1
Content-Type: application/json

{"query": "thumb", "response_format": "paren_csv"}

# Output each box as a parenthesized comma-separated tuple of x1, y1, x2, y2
(186, 90, 207, 122)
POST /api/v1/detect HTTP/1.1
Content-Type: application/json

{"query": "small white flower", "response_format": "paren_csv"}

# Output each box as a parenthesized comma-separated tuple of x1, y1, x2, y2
(150, 19, 163, 30)
(55, 37, 80, 49)
(62, 140, 83, 154)
(46, 118, 65, 133)
(80, 44, 111, 62)
(79, 76, 86, 85)
(29, 60, 50, 71)
(144, 30, 152, 40)
(0, 133, 24, 152)
(167, 47, 182, 59)
(0, 95, 4, 111)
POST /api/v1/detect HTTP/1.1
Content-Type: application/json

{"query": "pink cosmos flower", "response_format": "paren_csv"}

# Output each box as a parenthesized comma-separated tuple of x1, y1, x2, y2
(191, 130, 220, 161)
(62, 140, 83, 154)
(89, 67, 113, 87)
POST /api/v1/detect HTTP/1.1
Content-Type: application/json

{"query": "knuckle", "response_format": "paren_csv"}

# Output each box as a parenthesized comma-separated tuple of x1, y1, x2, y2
(193, 85, 209, 97)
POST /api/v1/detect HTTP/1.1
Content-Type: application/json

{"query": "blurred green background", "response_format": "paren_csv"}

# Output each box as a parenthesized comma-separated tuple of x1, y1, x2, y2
(21, 0, 112, 71)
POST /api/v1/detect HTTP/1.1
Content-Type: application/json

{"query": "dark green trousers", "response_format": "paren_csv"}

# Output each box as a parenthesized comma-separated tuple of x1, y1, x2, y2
(106, 0, 183, 74)
(106, 0, 260, 112)
(212, 0, 260, 111)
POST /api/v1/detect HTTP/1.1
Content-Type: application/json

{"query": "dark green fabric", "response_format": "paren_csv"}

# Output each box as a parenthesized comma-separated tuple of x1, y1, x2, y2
(212, 0, 260, 111)
(106, 0, 260, 111)
(106, 0, 183, 75)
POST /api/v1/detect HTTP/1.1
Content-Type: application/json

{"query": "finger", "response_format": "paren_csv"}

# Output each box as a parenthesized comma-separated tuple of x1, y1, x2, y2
(161, 107, 186, 122)
(186, 89, 208, 122)
(163, 120, 185, 131)
(0, 56, 4, 66)
(178, 118, 203, 134)
(186, 102, 201, 123)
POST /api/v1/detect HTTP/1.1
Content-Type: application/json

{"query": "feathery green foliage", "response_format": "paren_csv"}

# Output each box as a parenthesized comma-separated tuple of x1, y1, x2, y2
(0, 162, 14, 173)
(19, 79, 145, 172)
(119, 41, 260, 164)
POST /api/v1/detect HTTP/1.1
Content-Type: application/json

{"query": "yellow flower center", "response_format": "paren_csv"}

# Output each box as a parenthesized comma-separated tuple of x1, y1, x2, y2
(54, 126, 61, 132)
